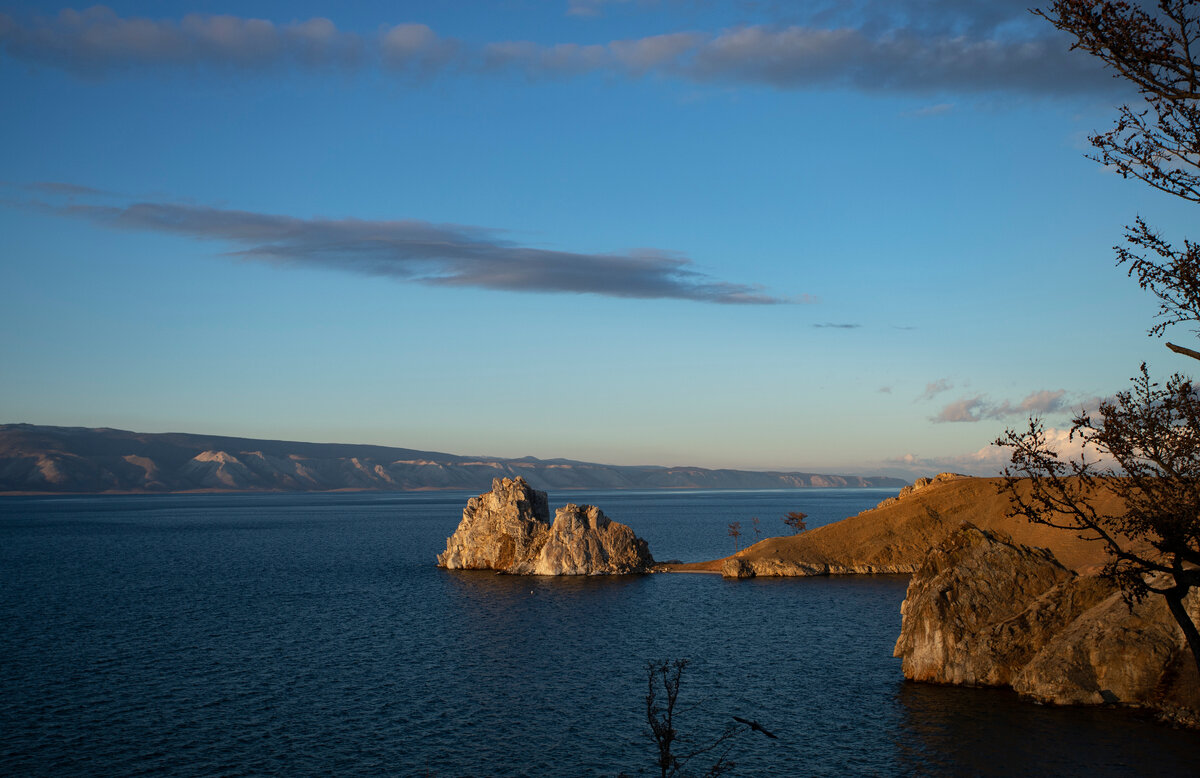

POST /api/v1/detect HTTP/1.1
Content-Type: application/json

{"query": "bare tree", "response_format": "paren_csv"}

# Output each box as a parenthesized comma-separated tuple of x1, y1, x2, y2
(644, 660, 740, 777)
(727, 522, 742, 552)
(995, 0, 1200, 678)
(751, 516, 761, 540)
(1037, 1, 1200, 349)
(781, 511, 807, 535)
(997, 365, 1200, 676)
(641, 659, 775, 778)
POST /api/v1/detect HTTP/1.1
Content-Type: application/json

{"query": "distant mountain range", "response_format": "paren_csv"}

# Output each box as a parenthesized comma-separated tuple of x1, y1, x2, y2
(0, 424, 907, 494)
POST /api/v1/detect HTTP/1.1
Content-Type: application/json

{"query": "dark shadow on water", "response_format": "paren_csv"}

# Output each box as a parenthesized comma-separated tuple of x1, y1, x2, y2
(894, 681, 1200, 777)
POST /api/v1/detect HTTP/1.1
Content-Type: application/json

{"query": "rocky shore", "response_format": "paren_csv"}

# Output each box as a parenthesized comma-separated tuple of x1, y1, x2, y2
(893, 524, 1199, 727)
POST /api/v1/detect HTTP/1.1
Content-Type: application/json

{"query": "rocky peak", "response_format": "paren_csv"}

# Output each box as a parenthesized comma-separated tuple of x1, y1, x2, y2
(437, 478, 654, 575)
(527, 503, 654, 576)
(875, 472, 968, 509)
(467, 476, 551, 539)
(437, 477, 551, 571)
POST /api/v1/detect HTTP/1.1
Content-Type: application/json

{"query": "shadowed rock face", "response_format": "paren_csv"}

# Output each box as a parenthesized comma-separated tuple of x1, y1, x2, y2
(436, 477, 654, 575)
(893, 524, 1200, 726)
(893, 525, 1079, 686)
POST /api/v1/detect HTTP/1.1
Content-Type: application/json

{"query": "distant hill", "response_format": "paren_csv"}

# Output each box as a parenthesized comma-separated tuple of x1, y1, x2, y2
(0, 424, 907, 494)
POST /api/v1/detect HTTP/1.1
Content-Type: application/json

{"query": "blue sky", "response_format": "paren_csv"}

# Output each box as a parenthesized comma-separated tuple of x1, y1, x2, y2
(1, 0, 1194, 476)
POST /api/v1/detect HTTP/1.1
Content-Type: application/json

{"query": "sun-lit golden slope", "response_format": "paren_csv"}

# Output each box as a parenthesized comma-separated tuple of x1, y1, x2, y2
(668, 475, 1122, 575)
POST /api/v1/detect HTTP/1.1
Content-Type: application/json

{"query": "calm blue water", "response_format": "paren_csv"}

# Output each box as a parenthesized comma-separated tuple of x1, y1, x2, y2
(2, 488, 1197, 777)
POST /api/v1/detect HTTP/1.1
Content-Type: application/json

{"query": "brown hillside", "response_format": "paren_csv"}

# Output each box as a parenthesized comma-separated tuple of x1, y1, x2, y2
(669, 476, 1122, 576)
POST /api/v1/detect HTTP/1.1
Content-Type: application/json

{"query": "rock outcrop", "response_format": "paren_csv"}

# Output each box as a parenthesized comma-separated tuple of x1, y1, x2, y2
(894, 524, 1200, 726)
(436, 475, 552, 571)
(872, 472, 967, 510)
(529, 503, 654, 575)
(436, 477, 655, 575)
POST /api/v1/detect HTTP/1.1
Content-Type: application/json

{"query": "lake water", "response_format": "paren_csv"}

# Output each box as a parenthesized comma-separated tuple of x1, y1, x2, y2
(2, 489, 1198, 776)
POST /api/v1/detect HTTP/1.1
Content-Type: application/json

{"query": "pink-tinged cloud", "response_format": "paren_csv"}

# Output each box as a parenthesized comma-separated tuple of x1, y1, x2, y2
(890, 427, 1115, 476)
(0, 6, 364, 72)
(932, 389, 1070, 423)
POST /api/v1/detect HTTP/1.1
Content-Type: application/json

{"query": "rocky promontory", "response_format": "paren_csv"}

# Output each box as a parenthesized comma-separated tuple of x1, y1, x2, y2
(661, 474, 1199, 726)
(893, 524, 1200, 726)
(436, 477, 655, 575)
(669, 474, 1119, 577)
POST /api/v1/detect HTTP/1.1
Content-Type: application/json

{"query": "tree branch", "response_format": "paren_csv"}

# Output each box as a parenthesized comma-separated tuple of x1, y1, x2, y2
(1166, 340, 1200, 360)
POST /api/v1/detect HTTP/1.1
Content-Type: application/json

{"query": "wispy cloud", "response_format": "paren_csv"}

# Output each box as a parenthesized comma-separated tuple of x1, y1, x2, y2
(917, 378, 952, 402)
(890, 424, 1116, 476)
(0, 7, 369, 73)
(931, 388, 1071, 423)
(18, 187, 794, 304)
(886, 447, 1008, 476)
(566, 0, 642, 18)
(483, 25, 1110, 95)
(0, 5, 1117, 96)
(812, 322, 860, 329)
(933, 395, 991, 423)
(1017, 389, 1071, 414)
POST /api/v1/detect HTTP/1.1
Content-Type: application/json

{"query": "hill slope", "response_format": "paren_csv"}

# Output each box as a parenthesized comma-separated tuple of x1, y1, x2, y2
(0, 424, 907, 494)
(673, 474, 1121, 574)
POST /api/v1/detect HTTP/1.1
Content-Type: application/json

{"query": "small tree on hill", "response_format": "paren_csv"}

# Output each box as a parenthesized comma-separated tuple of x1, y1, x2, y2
(728, 521, 742, 552)
(751, 516, 761, 540)
(782, 512, 807, 534)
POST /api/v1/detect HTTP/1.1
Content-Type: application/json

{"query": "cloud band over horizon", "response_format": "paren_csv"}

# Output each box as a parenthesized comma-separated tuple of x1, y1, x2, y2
(16, 185, 794, 304)
(0, 4, 1116, 96)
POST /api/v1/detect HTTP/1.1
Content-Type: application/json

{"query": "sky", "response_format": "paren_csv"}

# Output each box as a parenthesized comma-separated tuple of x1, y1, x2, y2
(1, 0, 1196, 477)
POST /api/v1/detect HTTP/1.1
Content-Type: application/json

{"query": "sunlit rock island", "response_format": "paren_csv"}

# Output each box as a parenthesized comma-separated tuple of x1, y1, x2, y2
(438, 476, 654, 575)
(439, 475, 1200, 728)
